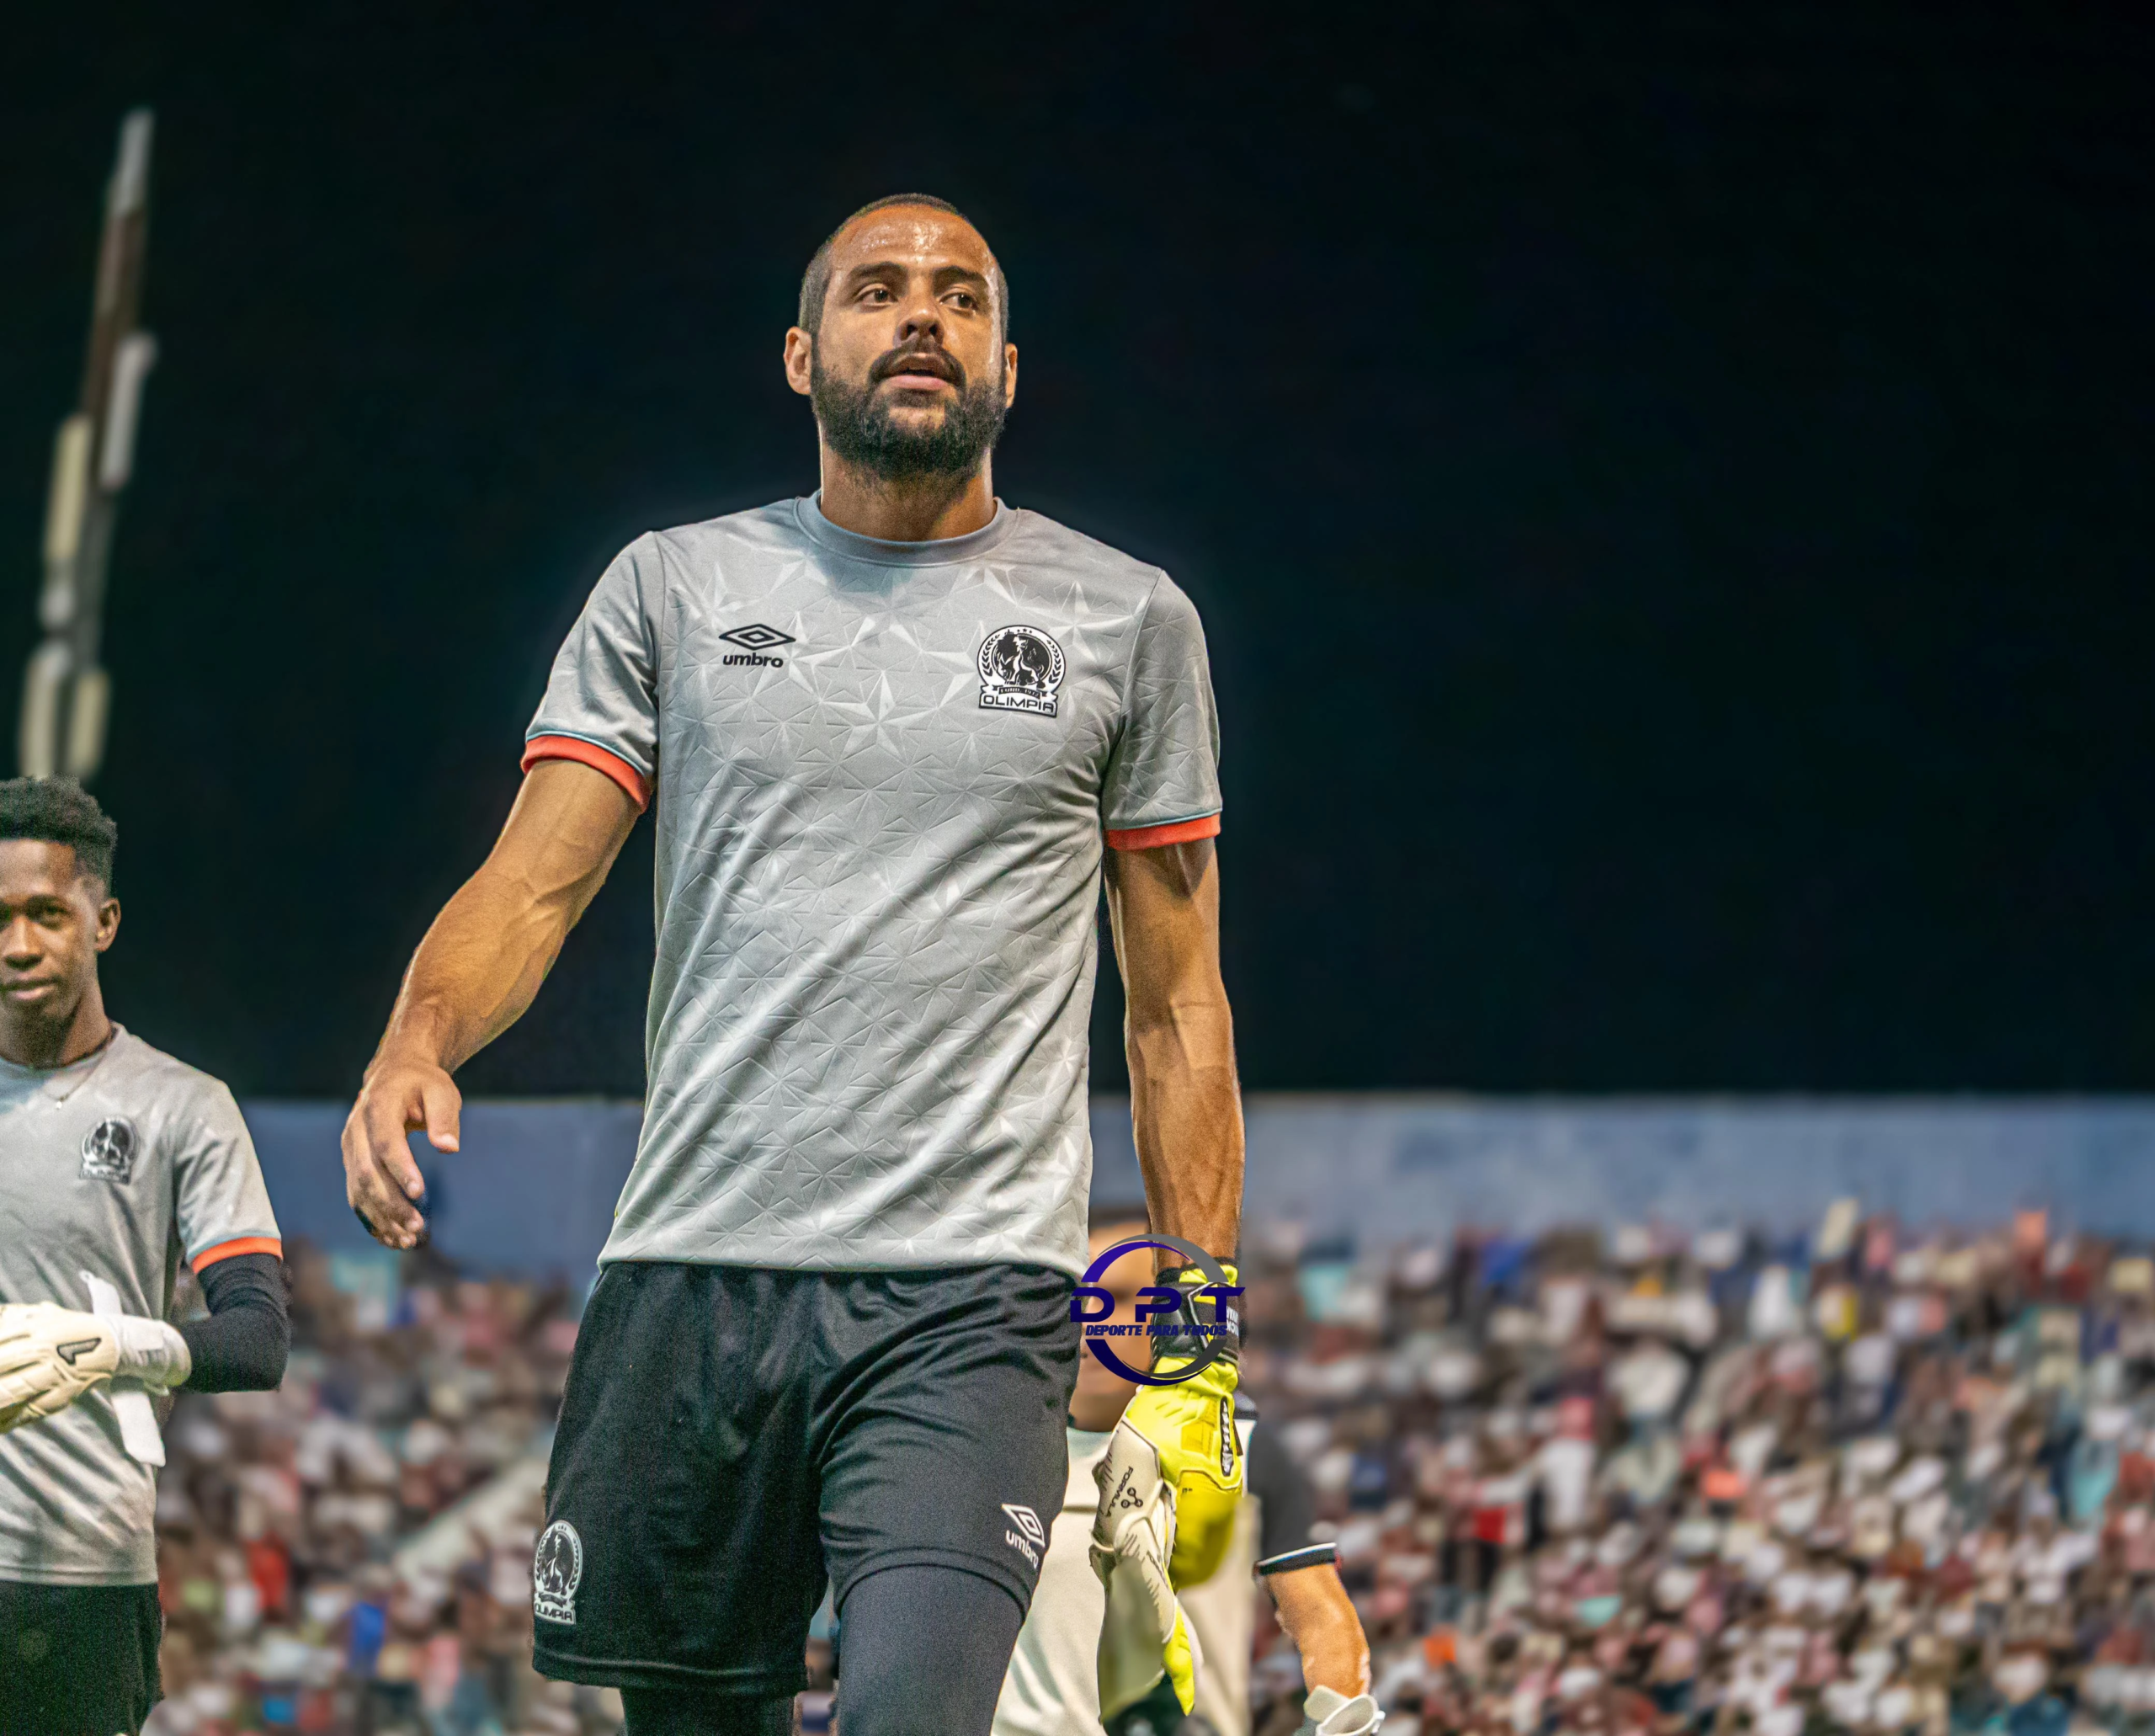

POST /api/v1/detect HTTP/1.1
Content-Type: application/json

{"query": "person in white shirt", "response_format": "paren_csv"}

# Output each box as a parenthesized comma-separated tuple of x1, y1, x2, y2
(994, 1210, 1379, 1736)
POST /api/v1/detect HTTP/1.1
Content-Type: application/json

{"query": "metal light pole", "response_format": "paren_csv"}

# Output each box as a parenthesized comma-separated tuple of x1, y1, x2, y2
(20, 109, 158, 782)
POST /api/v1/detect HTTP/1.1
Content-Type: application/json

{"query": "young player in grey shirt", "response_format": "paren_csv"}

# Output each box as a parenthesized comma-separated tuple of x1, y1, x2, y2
(343, 195, 1248, 1736)
(0, 779, 288, 1735)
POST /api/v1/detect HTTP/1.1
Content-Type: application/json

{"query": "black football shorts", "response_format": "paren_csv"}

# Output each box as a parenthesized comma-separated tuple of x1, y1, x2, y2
(532, 1261, 1078, 1694)
(0, 1579, 162, 1735)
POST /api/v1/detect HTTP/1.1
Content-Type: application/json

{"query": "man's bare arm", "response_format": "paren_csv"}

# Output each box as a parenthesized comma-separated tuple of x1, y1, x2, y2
(1269, 1563, 1373, 1700)
(1104, 838, 1242, 1259)
(341, 760, 639, 1248)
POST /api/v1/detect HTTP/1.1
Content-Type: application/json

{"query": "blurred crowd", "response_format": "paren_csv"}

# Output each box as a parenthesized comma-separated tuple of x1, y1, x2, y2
(144, 1244, 615, 1736)
(141, 1203, 2155, 1736)
(1237, 1206, 2155, 1736)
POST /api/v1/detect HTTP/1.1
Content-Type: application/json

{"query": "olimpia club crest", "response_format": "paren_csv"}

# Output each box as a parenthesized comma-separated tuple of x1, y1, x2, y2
(80, 1117, 136, 1183)
(532, 1520, 583, 1625)
(977, 625, 1065, 717)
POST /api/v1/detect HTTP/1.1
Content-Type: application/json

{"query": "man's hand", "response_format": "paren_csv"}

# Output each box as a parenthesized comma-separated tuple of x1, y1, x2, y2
(0, 1302, 190, 1432)
(343, 1050, 459, 1250)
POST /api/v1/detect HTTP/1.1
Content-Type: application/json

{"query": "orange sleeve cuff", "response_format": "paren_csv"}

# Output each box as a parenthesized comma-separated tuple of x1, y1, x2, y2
(522, 736, 652, 812)
(1105, 812, 1221, 851)
(192, 1236, 284, 1273)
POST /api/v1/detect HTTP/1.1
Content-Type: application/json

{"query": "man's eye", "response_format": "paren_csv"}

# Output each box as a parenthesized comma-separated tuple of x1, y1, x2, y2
(947, 292, 977, 310)
(859, 286, 892, 304)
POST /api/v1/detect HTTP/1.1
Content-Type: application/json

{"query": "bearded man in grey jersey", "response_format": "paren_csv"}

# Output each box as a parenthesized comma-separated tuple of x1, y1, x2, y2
(0, 778, 289, 1735)
(343, 194, 1247, 1736)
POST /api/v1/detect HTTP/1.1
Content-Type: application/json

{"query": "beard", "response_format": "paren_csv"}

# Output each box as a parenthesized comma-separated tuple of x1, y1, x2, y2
(811, 344, 1008, 484)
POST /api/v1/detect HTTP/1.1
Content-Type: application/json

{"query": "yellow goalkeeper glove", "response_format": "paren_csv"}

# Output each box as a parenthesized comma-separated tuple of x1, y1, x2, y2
(1091, 1258, 1245, 1585)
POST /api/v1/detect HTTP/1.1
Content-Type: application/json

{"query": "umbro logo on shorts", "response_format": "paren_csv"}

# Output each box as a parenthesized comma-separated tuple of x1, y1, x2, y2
(720, 623, 793, 668)
(1002, 1501, 1046, 1568)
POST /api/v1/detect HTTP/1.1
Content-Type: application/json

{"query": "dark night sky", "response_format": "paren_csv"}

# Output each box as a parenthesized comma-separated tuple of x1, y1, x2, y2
(3, 4, 2149, 1099)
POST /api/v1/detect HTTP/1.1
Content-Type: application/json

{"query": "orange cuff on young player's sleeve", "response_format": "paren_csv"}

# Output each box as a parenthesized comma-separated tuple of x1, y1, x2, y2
(1105, 812, 1222, 851)
(191, 1236, 284, 1274)
(522, 735, 652, 812)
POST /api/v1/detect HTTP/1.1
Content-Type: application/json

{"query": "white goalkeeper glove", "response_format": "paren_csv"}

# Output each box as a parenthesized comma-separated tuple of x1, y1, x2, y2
(1092, 1452, 1204, 1717)
(0, 1302, 190, 1432)
(1297, 1685, 1384, 1736)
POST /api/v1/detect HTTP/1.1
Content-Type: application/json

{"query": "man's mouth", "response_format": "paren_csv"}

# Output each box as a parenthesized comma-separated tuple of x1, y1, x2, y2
(1, 976, 59, 1000)
(875, 350, 960, 392)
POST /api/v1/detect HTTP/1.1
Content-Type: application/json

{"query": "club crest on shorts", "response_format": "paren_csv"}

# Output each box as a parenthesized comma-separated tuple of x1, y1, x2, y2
(80, 1116, 136, 1183)
(977, 625, 1065, 718)
(533, 1520, 584, 1624)
(1002, 1501, 1046, 1568)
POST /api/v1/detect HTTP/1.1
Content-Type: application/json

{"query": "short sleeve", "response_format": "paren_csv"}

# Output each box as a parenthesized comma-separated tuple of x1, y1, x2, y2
(1248, 1423, 1328, 1569)
(176, 1084, 283, 1274)
(1101, 574, 1222, 849)
(522, 535, 663, 811)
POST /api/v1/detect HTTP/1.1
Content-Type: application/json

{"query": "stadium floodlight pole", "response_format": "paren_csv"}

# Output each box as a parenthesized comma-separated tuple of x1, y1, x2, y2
(19, 109, 157, 783)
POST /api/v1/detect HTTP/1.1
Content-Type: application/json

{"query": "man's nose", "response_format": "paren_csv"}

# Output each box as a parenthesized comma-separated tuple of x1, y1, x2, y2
(895, 294, 944, 344)
(0, 920, 40, 963)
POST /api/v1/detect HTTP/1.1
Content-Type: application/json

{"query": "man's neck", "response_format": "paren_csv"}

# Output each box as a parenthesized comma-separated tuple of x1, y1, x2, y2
(0, 992, 112, 1070)
(817, 451, 998, 544)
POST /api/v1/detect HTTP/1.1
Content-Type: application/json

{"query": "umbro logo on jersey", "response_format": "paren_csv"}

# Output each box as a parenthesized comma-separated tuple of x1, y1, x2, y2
(1002, 1501, 1046, 1567)
(720, 623, 793, 668)
(978, 625, 1065, 717)
(80, 1117, 136, 1184)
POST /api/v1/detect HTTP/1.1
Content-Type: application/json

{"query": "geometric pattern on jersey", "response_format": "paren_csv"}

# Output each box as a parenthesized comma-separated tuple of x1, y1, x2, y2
(526, 498, 1221, 1278)
(0, 1028, 280, 1584)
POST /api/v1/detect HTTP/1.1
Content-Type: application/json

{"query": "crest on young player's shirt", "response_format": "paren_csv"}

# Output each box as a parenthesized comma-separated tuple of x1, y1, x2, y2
(533, 1520, 584, 1624)
(977, 625, 1065, 717)
(80, 1117, 137, 1183)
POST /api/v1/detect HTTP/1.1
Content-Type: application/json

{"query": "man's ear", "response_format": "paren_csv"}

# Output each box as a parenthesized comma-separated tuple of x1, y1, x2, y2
(783, 327, 815, 397)
(1003, 342, 1019, 408)
(93, 896, 120, 953)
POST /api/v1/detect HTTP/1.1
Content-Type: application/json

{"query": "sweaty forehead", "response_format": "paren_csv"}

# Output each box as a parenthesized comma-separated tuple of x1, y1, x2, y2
(829, 206, 997, 277)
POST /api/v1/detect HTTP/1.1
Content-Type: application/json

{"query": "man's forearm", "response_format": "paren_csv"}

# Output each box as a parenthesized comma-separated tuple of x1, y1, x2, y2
(1108, 838, 1244, 1261)
(1127, 998, 1243, 1258)
(371, 761, 633, 1073)
(1269, 1565, 1371, 1698)
(375, 865, 577, 1073)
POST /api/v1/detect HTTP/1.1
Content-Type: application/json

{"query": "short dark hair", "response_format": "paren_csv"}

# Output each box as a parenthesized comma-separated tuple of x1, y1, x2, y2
(0, 777, 117, 890)
(796, 193, 1008, 342)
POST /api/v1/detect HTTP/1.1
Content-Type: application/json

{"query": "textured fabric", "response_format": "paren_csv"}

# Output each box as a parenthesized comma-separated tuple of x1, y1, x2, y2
(0, 1029, 280, 1585)
(178, 1252, 289, 1393)
(0, 1578, 162, 1733)
(526, 495, 1221, 1277)
(535, 1261, 1077, 1691)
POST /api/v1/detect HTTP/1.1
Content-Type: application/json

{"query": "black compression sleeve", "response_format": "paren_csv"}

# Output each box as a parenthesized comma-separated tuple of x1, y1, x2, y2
(178, 1253, 290, 1393)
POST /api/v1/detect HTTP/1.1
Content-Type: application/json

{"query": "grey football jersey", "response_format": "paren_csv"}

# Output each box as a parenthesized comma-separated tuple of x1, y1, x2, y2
(0, 1027, 281, 1584)
(525, 497, 1221, 1277)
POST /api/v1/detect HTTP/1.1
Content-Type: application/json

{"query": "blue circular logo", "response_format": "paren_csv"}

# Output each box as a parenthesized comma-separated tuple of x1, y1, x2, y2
(1071, 1233, 1242, 1386)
